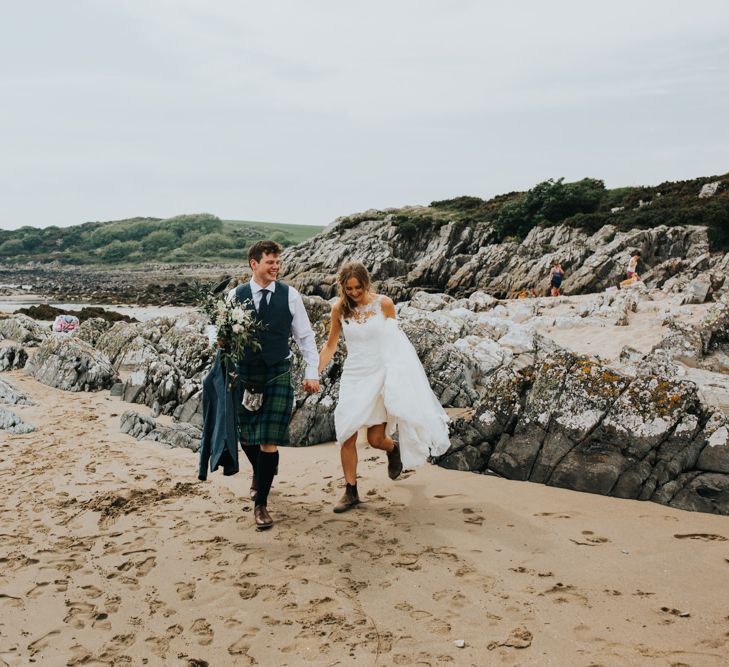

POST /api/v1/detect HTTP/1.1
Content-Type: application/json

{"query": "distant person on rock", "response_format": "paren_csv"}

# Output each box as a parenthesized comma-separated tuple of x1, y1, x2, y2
(626, 252, 641, 281)
(231, 240, 320, 531)
(317, 261, 450, 513)
(549, 261, 565, 297)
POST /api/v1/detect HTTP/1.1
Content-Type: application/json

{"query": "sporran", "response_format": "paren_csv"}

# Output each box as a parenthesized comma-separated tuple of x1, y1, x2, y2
(242, 386, 264, 412)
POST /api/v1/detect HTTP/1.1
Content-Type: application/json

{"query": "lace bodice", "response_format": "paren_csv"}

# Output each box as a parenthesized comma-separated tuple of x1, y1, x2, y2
(341, 296, 387, 366)
(347, 296, 383, 324)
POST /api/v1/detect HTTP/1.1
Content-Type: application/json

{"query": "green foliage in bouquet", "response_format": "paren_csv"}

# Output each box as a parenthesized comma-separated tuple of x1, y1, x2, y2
(194, 282, 266, 381)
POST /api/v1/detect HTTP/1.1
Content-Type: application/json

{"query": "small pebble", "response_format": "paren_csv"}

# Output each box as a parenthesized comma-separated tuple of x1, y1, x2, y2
(454, 639, 466, 648)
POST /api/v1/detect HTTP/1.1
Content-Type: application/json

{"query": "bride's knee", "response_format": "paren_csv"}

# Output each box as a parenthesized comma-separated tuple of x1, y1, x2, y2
(367, 433, 387, 449)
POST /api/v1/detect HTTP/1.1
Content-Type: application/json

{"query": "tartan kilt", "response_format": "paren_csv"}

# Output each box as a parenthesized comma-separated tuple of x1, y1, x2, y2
(237, 358, 294, 447)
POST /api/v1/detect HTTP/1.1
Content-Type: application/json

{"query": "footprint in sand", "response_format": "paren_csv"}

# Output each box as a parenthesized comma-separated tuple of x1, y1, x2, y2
(462, 508, 485, 525)
(227, 635, 256, 663)
(67, 643, 94, 665)
(145, 624, 183, 658)
(237, 581, 259, 600)
(116, 554, 156, 577)
(674, 533, 727, 542)
(534, 512, 572, 519)
(27, 629, 61, 656)
(63, 601, 97, 629)
(95, 633, 136, 662)
(541, 582, 589, 606)
(570, 530, 610, 546)
(191, 619, 214, 646)
(81, 584, 103, 599)
(176, 581, 196, 600)
(26, 581, 50, 598)
(0, 593, 23, 609)
(432, 590, 467, 608)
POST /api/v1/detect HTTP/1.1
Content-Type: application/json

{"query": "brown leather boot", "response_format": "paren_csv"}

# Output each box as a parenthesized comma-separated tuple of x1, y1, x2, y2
(333, 484, 360, 513)
(254, 505, 273, 530)
(386, 443, 403, 480)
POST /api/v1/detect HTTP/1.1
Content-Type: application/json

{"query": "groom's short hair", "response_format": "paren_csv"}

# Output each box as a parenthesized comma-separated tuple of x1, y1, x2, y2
(248, 240, 283, 264)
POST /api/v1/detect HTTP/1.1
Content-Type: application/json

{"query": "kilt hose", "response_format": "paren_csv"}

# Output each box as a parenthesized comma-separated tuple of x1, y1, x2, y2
(237, 358, 294, 447)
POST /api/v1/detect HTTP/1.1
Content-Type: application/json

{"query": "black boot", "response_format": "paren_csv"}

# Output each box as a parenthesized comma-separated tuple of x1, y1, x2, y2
(386, 443, 403, 480)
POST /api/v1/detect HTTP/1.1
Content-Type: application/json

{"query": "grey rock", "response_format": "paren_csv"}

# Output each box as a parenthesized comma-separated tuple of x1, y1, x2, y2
(0, 405, 35, 433)
(439, 445, 486, 471)
(666, 472, 729, 514)
(119, 409, 202, 452)
(0, 378, 34, 406)
(74, 317, 111, 347)
(281, 209, 719, 301)
(680, 274, 712, 305)
(0, 341, 28, 371)
(0, 314, 47, 345)
(25, 336, 117, 391)
(695, 415, 729, 474)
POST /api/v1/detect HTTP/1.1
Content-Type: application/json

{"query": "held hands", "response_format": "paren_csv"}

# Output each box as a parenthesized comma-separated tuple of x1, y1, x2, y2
(302, 379, 320, 394)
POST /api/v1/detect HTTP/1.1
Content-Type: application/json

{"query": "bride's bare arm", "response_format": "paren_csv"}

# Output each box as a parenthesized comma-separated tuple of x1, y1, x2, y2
(318, 301, 343, 374)
(381, 296, 396, 319)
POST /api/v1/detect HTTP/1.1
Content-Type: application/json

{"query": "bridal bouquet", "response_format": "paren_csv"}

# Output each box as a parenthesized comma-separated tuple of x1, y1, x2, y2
(197, 285, 264, 368)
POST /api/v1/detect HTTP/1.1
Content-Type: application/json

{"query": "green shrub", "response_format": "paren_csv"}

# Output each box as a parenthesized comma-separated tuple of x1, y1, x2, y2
(187, 233, 234, 254)
(493, 178, 605, 241)
(0, 238, 25, 256)
(98, 240, 141, 261)
(143, 229, 177, 251)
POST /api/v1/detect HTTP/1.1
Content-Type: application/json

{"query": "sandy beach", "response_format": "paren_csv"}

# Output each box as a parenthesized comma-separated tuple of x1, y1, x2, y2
(1, 369, 728, 666)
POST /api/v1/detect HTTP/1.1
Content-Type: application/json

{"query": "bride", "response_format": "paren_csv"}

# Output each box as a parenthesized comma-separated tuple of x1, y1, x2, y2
(318, 261, 451, 513)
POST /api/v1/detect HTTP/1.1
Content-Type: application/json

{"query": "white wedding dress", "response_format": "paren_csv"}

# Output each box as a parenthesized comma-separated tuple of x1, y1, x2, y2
(334, 296, 451, 468)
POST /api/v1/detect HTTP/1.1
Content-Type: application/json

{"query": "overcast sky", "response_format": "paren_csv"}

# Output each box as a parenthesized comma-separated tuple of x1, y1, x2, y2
(1, 0, 728, 230)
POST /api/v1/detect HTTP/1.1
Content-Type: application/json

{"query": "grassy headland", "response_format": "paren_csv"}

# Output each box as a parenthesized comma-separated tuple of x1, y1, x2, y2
(0, 214, 324, 266)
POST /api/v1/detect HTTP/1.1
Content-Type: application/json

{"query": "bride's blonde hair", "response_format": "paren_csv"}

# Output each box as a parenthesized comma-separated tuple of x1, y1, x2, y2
(336, 261, 373, 321)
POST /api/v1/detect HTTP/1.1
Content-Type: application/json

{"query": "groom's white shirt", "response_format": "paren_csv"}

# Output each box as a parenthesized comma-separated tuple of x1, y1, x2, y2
(227, 278, 319, 380)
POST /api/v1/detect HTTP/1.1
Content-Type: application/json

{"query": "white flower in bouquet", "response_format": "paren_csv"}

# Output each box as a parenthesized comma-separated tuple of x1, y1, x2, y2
(196, 285, 265, 368)
(232, 307, 248, 324)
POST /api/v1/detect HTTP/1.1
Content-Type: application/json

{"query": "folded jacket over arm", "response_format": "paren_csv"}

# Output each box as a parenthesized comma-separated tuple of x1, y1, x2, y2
(198, 351, 240, 480)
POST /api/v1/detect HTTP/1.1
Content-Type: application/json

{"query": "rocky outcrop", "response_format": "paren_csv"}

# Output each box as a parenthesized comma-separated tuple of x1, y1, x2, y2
(0, 405, 35, 434)
(281, 212, 726, 303)
(75, 317, 112, 347)
(0, 378, 34, 406)
(119, 410, 202, 452)
(0, 341, 28, 371)
(25, 337, 118, 392)
(343, 288, 728, 516)
(0, 314, 48, 345)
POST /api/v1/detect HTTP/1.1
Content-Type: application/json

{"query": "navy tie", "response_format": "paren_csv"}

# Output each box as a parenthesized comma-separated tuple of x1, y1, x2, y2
(258, 288, 270, 319)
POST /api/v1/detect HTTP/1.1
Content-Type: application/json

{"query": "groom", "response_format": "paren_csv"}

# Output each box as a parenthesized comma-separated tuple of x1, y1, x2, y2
(233, 240, 320, 530)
